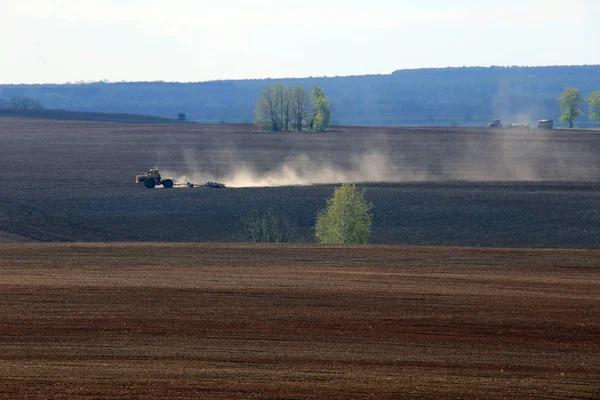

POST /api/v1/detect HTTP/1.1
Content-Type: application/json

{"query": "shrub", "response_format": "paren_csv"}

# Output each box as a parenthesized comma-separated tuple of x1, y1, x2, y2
(315, 184, 372, 244)
(241, 209, 296, 243)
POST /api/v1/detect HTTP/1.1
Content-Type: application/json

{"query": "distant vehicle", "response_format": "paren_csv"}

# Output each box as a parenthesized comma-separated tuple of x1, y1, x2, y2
(136, 168, 227, 189)
(536, 120, 554, 130)
(488, 119, 502, 128)
(135, 168, 174, 189)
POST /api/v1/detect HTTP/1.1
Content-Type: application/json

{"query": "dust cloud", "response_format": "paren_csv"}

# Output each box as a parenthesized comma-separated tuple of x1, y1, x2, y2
(169, 152, 429, 188)
(163, 132, 599, 188)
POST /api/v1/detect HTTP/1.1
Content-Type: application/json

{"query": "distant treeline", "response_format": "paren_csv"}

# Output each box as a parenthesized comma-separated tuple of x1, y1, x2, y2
(2, 65, 600, 127)
(0, 96, 44, 110)
(0, 108, 184, 124)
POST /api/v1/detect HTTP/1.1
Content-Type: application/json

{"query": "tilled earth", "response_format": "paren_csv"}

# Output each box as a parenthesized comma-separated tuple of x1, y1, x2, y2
(1, 118, 599, 247)
(0, 243, 598, 399)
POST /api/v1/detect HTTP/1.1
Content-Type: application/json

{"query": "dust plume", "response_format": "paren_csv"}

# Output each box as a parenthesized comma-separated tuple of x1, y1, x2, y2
(168, 151, 424, 188)
(162, 130, 600, 188)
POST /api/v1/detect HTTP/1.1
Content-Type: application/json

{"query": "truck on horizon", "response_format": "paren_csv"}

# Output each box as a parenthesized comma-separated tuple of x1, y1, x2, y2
(536, 120, 554, 129)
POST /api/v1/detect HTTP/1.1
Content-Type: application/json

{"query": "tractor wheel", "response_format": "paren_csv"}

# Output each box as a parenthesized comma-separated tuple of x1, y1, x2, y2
(162, 179, 174, 189)
(144, 179, 156, 189)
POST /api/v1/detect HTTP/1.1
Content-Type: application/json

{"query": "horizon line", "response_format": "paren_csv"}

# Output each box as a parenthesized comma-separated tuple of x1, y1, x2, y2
(2, 63, 599, 86)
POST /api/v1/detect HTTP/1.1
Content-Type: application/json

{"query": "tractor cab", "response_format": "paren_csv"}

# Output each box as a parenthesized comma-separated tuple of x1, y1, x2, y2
(145, 168, 161, 179)
(136, 168, 160, 181)
(136, 168, 168, 188)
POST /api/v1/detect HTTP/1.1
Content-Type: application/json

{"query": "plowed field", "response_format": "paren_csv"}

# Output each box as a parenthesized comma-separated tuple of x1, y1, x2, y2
(1, 118, 600, 247)
(0, 243, 598, 399)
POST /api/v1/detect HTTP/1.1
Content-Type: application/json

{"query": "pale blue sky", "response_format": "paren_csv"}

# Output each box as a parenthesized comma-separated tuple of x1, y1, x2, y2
(2, 0, 599, 84)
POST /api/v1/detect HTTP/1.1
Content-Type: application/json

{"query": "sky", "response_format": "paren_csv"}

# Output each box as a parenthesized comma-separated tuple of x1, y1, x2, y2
(2, 0, 600, 84)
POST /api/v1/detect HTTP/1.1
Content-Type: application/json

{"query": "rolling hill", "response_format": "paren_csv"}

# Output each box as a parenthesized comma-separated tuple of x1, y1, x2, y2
(2, 65, 600, 127)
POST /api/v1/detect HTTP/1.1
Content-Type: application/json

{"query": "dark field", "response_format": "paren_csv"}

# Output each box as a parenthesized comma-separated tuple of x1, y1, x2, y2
(1, 120, 599, 400)
(1, 118, 600, 247)
(0, 243, 598, 399)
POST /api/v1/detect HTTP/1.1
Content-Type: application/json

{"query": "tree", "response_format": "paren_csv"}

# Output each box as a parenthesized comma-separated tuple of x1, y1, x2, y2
(255, 83, 330, 132)
(272, 83, 289, 132)
(313, 96, 331, 132)
(589, 91, 600, 125)
(558, 88, 584, 128)
(315, 184, 372, 244)
(311, 86, 331, 132)
(255, 84, 286, 132)
(290, 85, 309, 131)
(176, 113, 187, 121)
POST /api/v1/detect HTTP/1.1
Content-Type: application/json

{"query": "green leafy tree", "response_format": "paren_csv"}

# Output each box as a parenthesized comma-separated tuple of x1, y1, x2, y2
(311, 85, 326, 102)
(589, 91, 600, 125)
(558, 88, 584, 128)
(313, 97, 331, 132)
(315, 184, 372, 244)
(311, 86, 331, 132)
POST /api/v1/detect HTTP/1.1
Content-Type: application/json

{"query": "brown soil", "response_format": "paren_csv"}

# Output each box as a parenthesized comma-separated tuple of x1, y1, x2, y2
(0, 243, 598, 399)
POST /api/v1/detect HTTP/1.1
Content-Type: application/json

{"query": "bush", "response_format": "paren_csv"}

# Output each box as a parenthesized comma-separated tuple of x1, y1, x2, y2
(315, 184, 372, 244)
(241, 209, 296, 243)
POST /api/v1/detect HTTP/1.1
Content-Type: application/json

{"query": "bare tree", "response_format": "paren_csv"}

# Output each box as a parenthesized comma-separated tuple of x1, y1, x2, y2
(273, 83, 287, 132)
(283, 86, 293, 132)
(290, 85, 310, 131)
(241, 209, 296, 243)
(255, 85, 279, 131)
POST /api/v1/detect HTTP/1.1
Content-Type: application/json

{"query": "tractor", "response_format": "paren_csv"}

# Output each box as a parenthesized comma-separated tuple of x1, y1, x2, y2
(135, 168, 174, 189)
(488, 119, 503, 128)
